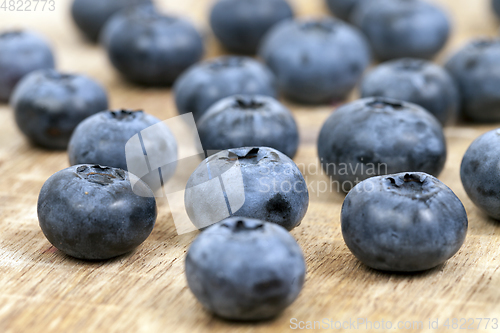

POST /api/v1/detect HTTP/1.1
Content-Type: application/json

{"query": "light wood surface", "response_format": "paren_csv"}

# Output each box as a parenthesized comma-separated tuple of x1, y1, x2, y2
(1, 0, 500, 332)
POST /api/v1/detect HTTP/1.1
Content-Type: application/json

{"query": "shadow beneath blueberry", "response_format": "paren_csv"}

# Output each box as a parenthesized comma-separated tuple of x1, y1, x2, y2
(204, 308, 281, 326)
(481, 213, 500, 228)
(357, 261, 445, 281)
(36, 243, 139, 266)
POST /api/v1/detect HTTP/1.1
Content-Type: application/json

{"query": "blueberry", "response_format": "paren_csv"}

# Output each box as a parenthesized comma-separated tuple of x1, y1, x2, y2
(11, 69, 108, 150)
(360, 58, 460, 126)
(0, 30, 55, 103)
(68, 109, 178, 191)
(101, 4, 204, 86)
(259, 17, 371, 104)
(174, 56, 277, 121)
(494, 0, 500, 18)
(351, 0, 451, 61)
(197, 95, 299, 158)
(460, 128, 500, 220)
(210, 0, 293, 54)
(341, 172, 468, 272)
(185, 217, 306, 320)
(185, 147, 308, 231)
(325, 0, 364, 21)
(71, 0, 152, 42)
(445, 38, 500, 122)
(317, 97, 447, 192)
(37, 165, 157, 260)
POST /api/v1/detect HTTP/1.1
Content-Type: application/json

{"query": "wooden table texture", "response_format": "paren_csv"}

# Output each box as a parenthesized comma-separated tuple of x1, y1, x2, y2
(1, 0, 500, 332)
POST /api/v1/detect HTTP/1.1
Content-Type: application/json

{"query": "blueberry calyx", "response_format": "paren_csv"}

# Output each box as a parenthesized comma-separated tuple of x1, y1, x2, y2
(209, 57, 246, 70)
(76, 165, 126, 185)
(233, 97, 265, 110)
(396, 58, 426, 71)
(221, 219, 264, 232)
(44, 70, 74, 81)
(471, 38, 499, 49)
(107, 109, 142, 121)
(0, 30, 23, 38)
(299, 20, 338, 33)
(385, 173, 438, 200)
(367, 98, 404, 111)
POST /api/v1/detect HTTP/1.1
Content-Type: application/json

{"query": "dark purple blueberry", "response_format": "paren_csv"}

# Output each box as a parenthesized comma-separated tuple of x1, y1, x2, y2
(11, 69, 108, 149)
(445, 38, 500, 122)
(0, 30, 55, 102)
(101, 4, 204, 85)
(461, 128, 500, 220)
(360, 58, 460, 126)
(185, 147, 309, 231)
(342, 172, 468, 271)
(317, 97, 447, 192)
(197, 95, 299, 158)
(259, 17, 371, 104)
(352, 0, 451, 61)
(185, 217, 306, 320)
(71, 0, 152, 42)
(68, 109, 178, 191)
(38, 164, 157, 260)
(174, 56, 277, 121)
(209, 0, 294, 54)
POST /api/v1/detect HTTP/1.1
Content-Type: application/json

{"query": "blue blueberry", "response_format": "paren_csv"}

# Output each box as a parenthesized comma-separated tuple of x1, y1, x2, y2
(185, 217, 306, 320)
(197, 95, 299, 158)
(11, 69, 108, 149)
(174, 56, 277, 121)
(259, 17, 371, 104)
(360, 58, 460, 126)
(445, 38, 500, 122)
(494, 0, 500, 18)
(325, 0, 364, 21)
(71, 0, 152, 42)
(68, 109, 178, 191)
(317, 97, 447, 192)
(351, 0, 451, 61)
(460, 129, 500, 220)
(342, 172, 468, 272)
(0, 30, 55, 103)
(38, 164, 157, 260)
(210, 0, 293, 54)
(185, 147, 309, 231)
(101, 4, 204, 86)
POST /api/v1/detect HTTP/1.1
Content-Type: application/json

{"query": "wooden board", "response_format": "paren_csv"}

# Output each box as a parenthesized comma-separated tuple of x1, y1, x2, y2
(1, 0, 500, 332)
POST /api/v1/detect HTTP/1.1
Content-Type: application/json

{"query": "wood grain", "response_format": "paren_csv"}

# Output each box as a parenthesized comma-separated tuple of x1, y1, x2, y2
(1, 0, 500, 332)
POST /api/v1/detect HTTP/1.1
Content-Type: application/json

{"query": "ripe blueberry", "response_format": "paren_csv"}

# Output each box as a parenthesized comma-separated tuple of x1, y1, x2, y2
(210, 0, 293, 54)
(461, 128, 500, 220)
(185, 147, 309, 231)
(259, 17, 371, 104)
(38, 165, 157, 260)
(0, 30, 55, 103)
(68, 109, 178, 191)
(352, 0, 451, 61)
(197, 95, 299, 158)
(71, 0, 152, 42)
(317, 97, 447, 192)
(342, 172, 468, 272)
(11, 69, 108, 149)
(185, 217, 306, 320)
(174, 56, 277, 121)
(445, 38, 500, 122)
(360, 58, 460, 126)
(101, 4, 204, 86)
